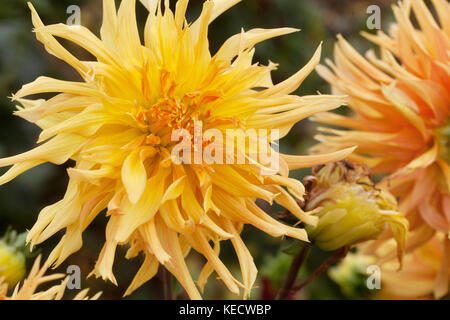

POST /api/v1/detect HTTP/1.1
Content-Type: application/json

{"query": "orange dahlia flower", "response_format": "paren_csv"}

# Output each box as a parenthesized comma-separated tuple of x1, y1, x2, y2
(381, 233, 450, 299)
(313, 0, 450, 297)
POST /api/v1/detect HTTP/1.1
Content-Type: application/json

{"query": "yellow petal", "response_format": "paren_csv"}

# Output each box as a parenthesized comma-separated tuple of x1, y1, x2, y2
(282, 147, 357, 170)
(122, 148, 148, 204)
(124, 254, 159, 297)
(0, 133, 85, 168)
(100, 0, 118, 49)
(27, 3, 89, 77)
(216, 28, 299, 61)
(161, 175, 186, 203)
(259, 43, 322, 98)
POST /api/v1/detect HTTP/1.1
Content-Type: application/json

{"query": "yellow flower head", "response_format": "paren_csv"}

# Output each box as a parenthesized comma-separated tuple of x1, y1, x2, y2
(0, 0, 352, 299)
(303, 161, 408, 263)
(0, 255, 100, 300)
(0, 230, 26, 287)
(313, 0, 450, 296)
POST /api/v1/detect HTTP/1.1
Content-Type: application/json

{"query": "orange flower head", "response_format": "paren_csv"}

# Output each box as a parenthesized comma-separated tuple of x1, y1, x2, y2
(314, 0, 450, 298)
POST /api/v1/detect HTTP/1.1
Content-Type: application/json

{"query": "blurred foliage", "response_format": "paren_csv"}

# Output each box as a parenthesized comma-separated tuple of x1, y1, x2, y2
(0, 0, 394, 300)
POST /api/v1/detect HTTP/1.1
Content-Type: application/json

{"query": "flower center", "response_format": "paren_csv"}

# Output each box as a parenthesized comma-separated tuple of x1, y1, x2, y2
(135, 93, 203, 133)
(436, 120, 450, 165)
(134, 68, 222, 145)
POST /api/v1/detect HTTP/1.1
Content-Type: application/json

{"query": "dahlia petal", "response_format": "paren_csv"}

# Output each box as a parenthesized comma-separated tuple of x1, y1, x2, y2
(209, 166, 274, 203)
(282, 146, 357, 170)
(209, 0, 242, 23)
(174, 0, 189, 30)
(34, 188, 82, 244)
(419, 201, 449, 233)
(14, 94, 98, 123)
(161, 175, 186, 203)
(47, 226, 83, 268)
(264, 175, 305, 201)
(156, 218, 202, 300)
(203, 185, 220, 215)
(114, 167, 169, 241)
(438, 160, 450, 192)
(159, 200, 188, 233)
(0, 133, 85, 168)
(13, 77, 103, 101)
(117, 0, 143, 65)
(433, 238, 450, 298)
(443, 197, 450, 230)
(181, 184, 233, 238)
(188, 231, 241, 295)
(222, 219, 257, 299)
(27, 3, 89, 77)
(246, 200, 309, 241)
(216, 28, 299, 62)
(268, 185, 318, 227)
(101, 0, 118, 49)
(383, 213, 410, 268)
(197, 240, 220, 293)
(34, 24, 121, 66)
(392, 141, 439, 178)
(141, 219, 171, 264)
(124, 254, 159, 297)
(139, 0, 158, 13)
(335, 34, 392, 83)
(92, 240, 118, 285)
(0, 160, 44, 186)
(381, 83, 428, 140)
(212, 190, 286, 238)
(68, 166, 115, 185)
(432, 0, 450, 35)
(122, 148, 148, 204)
(248, 95, 344, 128)
(259, 43, 322, 98)
(38, 107, 107, 143)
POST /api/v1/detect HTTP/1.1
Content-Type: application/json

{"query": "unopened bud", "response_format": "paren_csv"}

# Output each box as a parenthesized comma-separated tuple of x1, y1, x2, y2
(304, 161, 408, 264)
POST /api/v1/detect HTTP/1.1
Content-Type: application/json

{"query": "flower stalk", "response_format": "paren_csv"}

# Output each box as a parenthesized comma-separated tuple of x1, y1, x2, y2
(160, 266, 174, 300)
(276, 244, 310, 300)
(292, 246, 350, 294)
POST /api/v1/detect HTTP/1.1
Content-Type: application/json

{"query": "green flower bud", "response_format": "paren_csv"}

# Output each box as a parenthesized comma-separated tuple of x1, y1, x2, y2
(304, 161, 408, 264)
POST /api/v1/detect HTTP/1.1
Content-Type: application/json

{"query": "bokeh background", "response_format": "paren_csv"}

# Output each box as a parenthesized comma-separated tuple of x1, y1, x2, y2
(0, 0, 394, 299)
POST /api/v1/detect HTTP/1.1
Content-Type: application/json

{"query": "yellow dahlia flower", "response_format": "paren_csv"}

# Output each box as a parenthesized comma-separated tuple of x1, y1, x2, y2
(1, 0, 352, 299)
(381, 233, 450, 299)
(303, 161, 408, 259)
(313, 0, 450, 296)
(0, 255, 100, 300)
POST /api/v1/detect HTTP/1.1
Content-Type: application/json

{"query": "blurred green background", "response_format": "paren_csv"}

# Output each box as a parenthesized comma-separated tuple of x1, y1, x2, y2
(0, 0, 393, 300)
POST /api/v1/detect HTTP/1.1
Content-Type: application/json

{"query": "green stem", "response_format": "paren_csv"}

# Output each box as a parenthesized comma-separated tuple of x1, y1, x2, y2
(276, 244, 311, 300)
(161, 265, 174, 300)
(292, 246, 350, 294)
